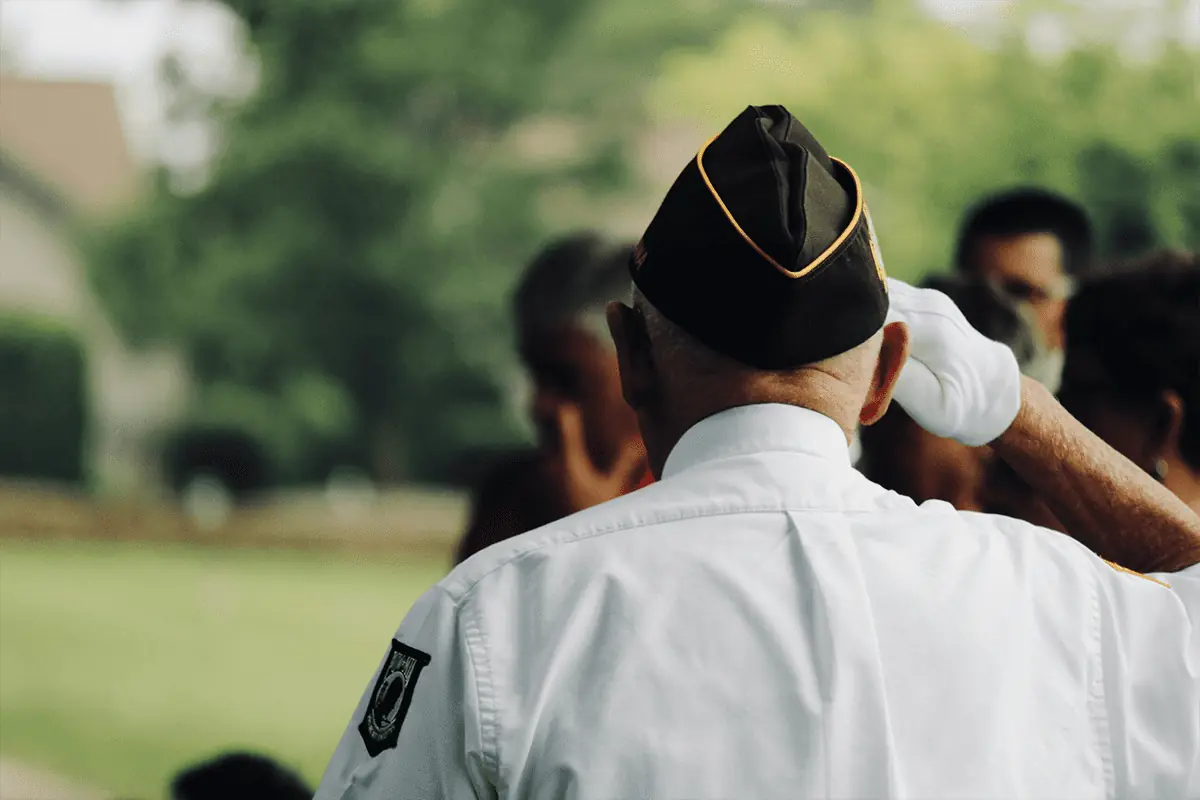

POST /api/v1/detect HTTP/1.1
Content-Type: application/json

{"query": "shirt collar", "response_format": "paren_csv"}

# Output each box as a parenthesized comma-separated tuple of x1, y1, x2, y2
(661, 403, 851, 479)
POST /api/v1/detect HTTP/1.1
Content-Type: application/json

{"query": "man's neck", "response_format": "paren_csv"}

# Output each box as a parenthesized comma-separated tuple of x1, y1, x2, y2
(645, 379, 863, 479)
(685, 378, 861, 442)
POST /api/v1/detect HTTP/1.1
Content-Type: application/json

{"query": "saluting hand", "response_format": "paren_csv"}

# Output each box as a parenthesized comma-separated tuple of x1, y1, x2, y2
(543, 403, 648, 517)
(885, 278, 1023, 447)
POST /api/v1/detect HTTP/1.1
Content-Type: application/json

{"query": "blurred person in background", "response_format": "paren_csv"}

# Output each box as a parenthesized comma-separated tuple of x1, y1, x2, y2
(984, 250, 1200, 529)
(170, 751, 311, 800)
(454, 233, 650, 564)
(954, 187, 1093, 374)
(1057, 249, 1200, 513)
(859, 273, 1056, 511)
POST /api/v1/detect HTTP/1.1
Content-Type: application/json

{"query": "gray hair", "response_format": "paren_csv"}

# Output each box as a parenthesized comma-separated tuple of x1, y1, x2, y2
(636, 287, 885, 463)
(514, 232, 634, 348)
(633, 287, 743, 380)
(631, 287, 877, 395)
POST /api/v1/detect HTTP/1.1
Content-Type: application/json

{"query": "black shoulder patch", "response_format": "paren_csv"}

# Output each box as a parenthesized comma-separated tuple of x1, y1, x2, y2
(358, 639, 432, 757)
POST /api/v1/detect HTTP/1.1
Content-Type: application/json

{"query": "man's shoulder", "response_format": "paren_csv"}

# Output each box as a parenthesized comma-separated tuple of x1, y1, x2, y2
(929, 503, 1099, 560)
(441, 484, 656, 601)
(446, 465, 807, 583)
(444, 467, 1109, 605)
(940, 506, 1174, 593)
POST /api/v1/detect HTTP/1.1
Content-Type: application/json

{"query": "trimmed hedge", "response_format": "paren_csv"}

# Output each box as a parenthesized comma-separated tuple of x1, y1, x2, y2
(0, 315, 88, 483)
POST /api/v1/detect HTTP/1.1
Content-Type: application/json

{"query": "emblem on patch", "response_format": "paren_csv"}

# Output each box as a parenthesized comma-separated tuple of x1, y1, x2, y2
(864, 207, 887, 288)
(358, 639, 431, 757)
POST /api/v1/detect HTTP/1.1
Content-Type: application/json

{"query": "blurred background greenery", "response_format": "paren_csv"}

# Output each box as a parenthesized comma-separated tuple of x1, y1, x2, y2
(6, 0, 1199, 495)
(96, 0, 1200, 491)
(88, 0, 1200, 490)
(0, 0, 1197, 795)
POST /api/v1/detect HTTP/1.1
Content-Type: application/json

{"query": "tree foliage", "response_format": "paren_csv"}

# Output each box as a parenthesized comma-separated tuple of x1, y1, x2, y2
(89, 0, 734, 484)
(89, 0, 1197, 486)
(651, 0, 1200, 277)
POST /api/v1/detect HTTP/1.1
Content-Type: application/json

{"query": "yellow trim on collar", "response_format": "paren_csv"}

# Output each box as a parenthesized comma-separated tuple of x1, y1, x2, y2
(1103, 559, 1170, 588)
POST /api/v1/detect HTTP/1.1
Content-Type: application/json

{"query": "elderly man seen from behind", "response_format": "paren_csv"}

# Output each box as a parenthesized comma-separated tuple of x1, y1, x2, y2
(317, 105, 1200, 800)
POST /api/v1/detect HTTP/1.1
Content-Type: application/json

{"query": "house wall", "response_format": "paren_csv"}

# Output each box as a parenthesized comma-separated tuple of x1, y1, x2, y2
(0, 189, 191, 494)
(0, 191, 87, 316)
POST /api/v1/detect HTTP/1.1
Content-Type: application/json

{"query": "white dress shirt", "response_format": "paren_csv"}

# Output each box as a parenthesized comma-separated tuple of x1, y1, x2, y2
(316, 403, 1200, 800)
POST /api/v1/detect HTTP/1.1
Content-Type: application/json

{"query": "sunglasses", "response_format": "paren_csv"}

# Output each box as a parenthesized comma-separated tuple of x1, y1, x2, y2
(990, 275, 1076, 305)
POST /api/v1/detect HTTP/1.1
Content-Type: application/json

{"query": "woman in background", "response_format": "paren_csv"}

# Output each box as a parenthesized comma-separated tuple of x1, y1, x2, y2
(1056, 250, 1200, 512)
(455, 233, 649, 565)
(984, 249, 1200, 530)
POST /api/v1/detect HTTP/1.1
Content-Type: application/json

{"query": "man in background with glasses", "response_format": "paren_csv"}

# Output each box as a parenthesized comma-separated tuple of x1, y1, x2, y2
(954, 187, 1093, 390)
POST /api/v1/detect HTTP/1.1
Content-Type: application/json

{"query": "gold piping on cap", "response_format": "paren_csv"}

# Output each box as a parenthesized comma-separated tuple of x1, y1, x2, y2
(694, 134, 868, 281)
(864, 206, 887, 290)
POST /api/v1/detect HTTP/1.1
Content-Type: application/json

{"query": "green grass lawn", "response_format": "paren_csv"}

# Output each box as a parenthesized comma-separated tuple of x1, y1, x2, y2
(0, 539, 450, 798)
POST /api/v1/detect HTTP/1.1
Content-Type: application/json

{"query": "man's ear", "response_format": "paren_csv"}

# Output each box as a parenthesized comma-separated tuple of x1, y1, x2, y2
(859, 321, 910, 427)
(606, 301, 655, 411)
(1150, 389, 1186, 462)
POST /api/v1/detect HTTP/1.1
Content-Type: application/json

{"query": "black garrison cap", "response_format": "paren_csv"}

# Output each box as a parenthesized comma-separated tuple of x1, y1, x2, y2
(630, 105, 889, 369)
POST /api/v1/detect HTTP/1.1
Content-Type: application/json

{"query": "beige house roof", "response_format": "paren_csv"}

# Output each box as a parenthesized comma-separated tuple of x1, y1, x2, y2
(0, 74, 141, 214)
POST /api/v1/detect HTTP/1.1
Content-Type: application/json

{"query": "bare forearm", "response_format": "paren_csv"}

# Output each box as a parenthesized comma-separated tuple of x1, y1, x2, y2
(992, 377, 1200, 573)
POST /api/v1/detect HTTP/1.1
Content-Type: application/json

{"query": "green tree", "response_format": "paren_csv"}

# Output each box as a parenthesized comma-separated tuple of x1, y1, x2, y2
(90, 0, 734, 484)
(651, 0, 1200, 280)
(1076, 142, 1158, 259)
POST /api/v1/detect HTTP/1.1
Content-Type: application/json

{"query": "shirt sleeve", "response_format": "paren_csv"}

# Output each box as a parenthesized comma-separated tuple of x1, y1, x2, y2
(314, 586, 494, 800)
(1097, 561, 1200, 799)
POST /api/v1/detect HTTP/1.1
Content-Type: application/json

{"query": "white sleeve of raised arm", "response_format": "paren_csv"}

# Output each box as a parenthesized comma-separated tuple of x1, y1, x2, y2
(314, 586, 494, 800)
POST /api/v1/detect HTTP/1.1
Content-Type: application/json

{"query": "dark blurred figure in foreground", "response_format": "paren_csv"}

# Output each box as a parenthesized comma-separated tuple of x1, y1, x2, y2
(170, 751, 311, 800)
(859, 274, 1054, 510)
(455, 233, 650, 564)
(955, 187, 1093, 362)
(1058, 250, 1200, 512)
